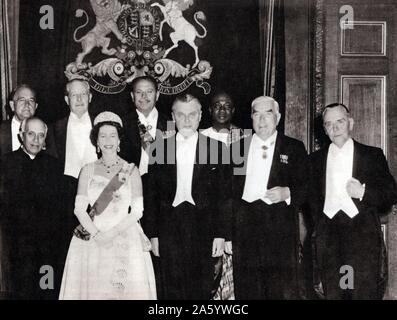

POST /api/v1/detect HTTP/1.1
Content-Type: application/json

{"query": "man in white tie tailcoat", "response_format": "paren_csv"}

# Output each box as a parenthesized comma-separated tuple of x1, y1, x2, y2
(230, 96, 309, 299)
(145, 93, 231, 299)
(310, 103, 397, 299)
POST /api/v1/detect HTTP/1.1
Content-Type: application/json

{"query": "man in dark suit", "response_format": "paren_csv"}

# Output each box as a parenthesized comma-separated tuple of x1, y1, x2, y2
(145, 93, 231, 299)
(230, 96, 308, 299)
(0, 84, 38, 156)
(310, 103, 397, 300)
(120, 76, 172, 299)
(120, 75, 170, 174)
(1, 117, 64, 299)
(52, 79, 98, 273)
(53, 79, 97, 175)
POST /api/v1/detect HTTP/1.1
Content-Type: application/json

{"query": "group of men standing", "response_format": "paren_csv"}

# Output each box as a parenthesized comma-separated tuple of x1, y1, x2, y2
(0, 75, 396, 300)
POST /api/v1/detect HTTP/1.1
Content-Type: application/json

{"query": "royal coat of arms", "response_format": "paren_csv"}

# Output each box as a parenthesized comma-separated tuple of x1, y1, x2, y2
(65, 0, 213, 95)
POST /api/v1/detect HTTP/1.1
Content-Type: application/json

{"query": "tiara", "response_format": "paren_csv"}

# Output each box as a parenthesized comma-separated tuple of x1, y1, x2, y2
(94, 111, 123, 127)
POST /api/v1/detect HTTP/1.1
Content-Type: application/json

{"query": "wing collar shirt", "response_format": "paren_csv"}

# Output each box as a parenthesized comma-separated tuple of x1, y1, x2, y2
(136, 108, 158, 176)
(172, 132, 198, 207)
(242, 131, 289, 205)
(11, 116, 22, 151)
(64, 112, 97, 178)
(323, 138, 359, 219)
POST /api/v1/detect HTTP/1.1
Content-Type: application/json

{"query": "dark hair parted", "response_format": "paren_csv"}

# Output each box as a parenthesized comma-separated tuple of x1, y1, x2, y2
(90, 121, 125, 153)
(130, 75, 158, 92)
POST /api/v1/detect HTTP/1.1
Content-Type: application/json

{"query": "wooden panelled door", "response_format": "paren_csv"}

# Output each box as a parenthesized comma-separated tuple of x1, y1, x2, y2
(323, 0, 397, 299)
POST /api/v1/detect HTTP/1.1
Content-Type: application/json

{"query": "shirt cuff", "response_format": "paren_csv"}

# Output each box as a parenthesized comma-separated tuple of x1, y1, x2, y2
(285, 196, 291, 206)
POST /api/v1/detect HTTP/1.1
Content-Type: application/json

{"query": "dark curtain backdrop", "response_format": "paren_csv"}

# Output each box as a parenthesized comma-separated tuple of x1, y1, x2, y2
(272, 0, 285, 134)
(17, 0, 264, 128)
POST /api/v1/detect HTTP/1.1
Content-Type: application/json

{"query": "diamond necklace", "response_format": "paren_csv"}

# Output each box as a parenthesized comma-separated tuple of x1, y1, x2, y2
(100, 156, 121, 174)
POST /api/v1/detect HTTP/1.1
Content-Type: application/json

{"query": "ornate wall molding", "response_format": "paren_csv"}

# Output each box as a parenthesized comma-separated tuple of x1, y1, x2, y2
(311, 0, 325, 151)
(259, 0, 276, 96)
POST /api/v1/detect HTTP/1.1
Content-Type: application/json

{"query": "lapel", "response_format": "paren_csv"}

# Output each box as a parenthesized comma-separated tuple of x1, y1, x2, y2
(167, 135, 177, 196)
(352, 140, 362, 179)
(192, 133, 207, 192)
(267, 133, 283, 189)
(351, 140, 365, 208)
(54, 117, 68, 162)
(156, 112, 170, 132)
(4, 121, 12, 153)
(320, 145, 330, 199)
(89, 112, 95, 124)
(126, 111, 141, 163)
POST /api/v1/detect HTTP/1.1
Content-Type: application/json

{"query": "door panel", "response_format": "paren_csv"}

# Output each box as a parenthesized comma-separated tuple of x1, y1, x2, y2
(322, 0, 397, 299)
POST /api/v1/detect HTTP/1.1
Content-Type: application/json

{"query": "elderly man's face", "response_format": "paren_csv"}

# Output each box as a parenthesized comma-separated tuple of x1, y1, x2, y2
(323, 106, 353, 147)
(210, 94, 234, 125)
(65, 81, 92, 118)
(22, 119, 47, 156)
(11, 87, 37, 122)
(251, 101, 280, 141)
(172, 100, 202, 138)
(131, 79, 159, 116)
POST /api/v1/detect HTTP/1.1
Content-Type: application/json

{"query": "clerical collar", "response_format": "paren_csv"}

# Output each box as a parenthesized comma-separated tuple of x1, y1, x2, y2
(22, 147, 36, 160)
(136, 107, 158, 122)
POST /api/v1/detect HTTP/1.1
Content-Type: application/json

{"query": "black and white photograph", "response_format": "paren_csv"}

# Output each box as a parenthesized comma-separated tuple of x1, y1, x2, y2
(1, 0, 397, 306)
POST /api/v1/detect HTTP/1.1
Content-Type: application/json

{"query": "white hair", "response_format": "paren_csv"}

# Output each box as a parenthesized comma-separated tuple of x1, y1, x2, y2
(251, 96, 280, 114)
(21, 117, 48, 137)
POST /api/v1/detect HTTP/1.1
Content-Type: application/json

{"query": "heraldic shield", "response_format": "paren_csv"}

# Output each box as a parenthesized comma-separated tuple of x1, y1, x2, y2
(65, 0, 213, 96)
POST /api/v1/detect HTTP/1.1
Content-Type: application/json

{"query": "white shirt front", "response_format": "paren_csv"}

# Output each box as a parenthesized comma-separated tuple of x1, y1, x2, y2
(136, 108, 159, 176)
(323, 138, 359, 219)
(172, 132, 198, 207)
(11, 116, 22, 151)
(242, 132, 278, 204)
(64, 112, 97, 178)
(201, 127, 229, 145)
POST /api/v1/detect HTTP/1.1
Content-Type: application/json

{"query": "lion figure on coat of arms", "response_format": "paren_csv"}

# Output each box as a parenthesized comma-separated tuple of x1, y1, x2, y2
(73, 0, 127, 67)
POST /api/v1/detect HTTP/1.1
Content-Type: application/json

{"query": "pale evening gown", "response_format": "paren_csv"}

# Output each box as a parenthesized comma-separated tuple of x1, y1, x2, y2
(59, 163, 156, 300)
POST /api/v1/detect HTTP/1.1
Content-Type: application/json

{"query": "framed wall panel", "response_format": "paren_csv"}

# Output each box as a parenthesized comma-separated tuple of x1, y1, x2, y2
(340, 21, 386, 56)
(340, 75, 386, 153)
